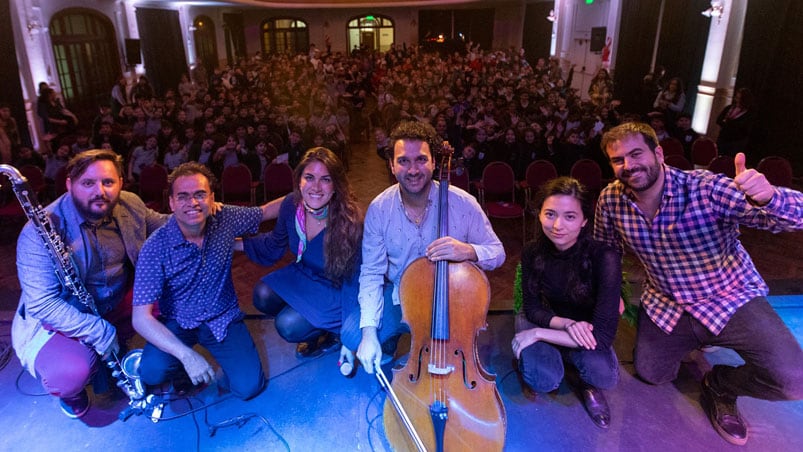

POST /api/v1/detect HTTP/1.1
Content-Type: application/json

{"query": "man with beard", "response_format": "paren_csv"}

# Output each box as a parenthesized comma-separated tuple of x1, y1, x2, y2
(341, 120, 505, 374)
(12, 149, 169, 418)
(594, 122, 803, 445)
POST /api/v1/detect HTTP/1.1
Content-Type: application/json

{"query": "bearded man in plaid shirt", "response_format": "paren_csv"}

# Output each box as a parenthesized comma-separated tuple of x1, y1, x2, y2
(594, 122, 803, 446)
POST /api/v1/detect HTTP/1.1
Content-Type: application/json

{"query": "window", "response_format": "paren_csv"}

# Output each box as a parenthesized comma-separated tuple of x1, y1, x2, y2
(261, 18, 309, 55)
(193, 15, 219, 72)
(49, 8, 120, 118)
(347, 15, 394, 53)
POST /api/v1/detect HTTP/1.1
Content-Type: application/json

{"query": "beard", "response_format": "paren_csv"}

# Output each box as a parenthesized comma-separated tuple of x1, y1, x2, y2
(74, 194, 118, 223)
(620, 160, 661, 192)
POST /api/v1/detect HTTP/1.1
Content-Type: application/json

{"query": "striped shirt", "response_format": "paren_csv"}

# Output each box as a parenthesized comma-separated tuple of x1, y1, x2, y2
(594, 165, 803, 334)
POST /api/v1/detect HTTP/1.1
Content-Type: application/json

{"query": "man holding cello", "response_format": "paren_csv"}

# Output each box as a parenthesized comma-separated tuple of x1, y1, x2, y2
(341, 119, 505, 373)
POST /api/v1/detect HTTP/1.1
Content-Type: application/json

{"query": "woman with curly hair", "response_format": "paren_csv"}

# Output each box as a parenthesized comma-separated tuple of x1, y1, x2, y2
(511, 177, 621, 429)
(243, 147, 363, 362)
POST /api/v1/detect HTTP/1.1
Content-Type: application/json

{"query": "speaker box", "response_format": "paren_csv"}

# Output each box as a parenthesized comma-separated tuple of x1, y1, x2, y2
(590, 27, 607, 52)
(125, 39, 141, 65)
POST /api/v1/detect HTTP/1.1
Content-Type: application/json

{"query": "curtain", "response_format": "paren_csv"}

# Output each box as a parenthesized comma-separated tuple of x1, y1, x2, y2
(135, 8, 188, 97)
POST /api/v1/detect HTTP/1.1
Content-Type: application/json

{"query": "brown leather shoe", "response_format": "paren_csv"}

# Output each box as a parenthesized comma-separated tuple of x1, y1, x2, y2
(701, 372, 748, 446)
(581, 386, 611, 429)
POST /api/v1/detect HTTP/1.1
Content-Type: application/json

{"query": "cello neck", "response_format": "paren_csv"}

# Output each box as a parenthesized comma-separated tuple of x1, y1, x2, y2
(432, 144, 452, 341)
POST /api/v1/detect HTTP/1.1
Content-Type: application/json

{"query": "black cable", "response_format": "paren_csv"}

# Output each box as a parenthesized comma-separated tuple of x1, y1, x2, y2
(0, 339, 12, 372)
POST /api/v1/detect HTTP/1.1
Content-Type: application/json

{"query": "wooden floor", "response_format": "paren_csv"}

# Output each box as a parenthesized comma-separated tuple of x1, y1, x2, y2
(1, 140, 802, 314)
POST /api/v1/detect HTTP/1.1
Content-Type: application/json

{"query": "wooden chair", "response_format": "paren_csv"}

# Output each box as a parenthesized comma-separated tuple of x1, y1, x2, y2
(220, 164, 258, 205)
(475, 161, 525, 244)
(664, 154, 694, 171)
(707, 155, 736, 178)
(18, 165, 48, 202)
(448, 168, 470, 194)
(659, 137, 685, 157)
(262, 162, 294, 202)
(138, 164, 169, 212)
(757, 156, 793, 188)
(518, 159, 558, 206)
(691, 137, 718, 169)
(570, 159, 603, 193)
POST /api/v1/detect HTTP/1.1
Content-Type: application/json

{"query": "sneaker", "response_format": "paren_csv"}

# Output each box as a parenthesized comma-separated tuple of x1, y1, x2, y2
(701, 372, 748, 445)
(59, 389, 91, 419)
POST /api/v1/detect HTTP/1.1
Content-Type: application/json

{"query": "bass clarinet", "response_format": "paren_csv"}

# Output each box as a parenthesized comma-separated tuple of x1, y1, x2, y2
(0, 164, 163, 421)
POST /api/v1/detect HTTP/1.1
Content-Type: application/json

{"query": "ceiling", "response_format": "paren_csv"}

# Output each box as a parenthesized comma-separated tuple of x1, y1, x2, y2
(166, 0, 493, 9)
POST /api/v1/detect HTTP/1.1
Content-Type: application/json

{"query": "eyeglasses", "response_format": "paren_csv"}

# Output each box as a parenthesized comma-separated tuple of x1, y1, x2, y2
(174, 191, 209, 204)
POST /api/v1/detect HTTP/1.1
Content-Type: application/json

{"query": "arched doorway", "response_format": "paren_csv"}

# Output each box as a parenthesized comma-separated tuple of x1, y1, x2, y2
(347, 15, 394, 54)
(49, 8, 120, 119)
(193, 15, 219, 74)
(260, 18, 309, 55)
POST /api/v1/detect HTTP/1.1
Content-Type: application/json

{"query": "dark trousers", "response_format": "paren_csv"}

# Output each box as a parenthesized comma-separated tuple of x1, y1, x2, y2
(635, 296, 803, 401)
(139, 318, 265, 400)
(515, 314, 619, 392)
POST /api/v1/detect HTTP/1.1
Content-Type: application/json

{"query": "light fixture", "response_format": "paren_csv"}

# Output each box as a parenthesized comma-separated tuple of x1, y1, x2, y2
(547, 9, 557, 23)
(701, 0, 725, 23)
(26, 20, 42, 35)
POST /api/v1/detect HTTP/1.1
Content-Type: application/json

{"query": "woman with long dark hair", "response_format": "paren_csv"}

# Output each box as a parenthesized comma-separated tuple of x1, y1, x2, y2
(243, 147, 363, 362)
(512, 177, 621, 429)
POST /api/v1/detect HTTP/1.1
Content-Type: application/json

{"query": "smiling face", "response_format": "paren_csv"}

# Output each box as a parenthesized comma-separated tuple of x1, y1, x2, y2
(606, 134, 664, 193)
(539, 194, 587, 251)
(169, 173, 214, 233)
(299, 160, 334, 210)
(391, 139, 434, 197)
(66, 160, 123, 223)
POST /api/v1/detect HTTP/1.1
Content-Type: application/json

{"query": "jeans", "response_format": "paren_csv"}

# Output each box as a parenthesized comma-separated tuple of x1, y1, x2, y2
(635, 296, 803, 401)
(515, 314, 619, 392)
(139, 318, 265, 400)
(341, 283, 407, 352)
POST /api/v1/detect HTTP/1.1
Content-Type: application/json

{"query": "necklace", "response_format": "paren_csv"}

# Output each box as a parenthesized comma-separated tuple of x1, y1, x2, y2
(402, 198, 429, 225)
(304, 202, 329, 223)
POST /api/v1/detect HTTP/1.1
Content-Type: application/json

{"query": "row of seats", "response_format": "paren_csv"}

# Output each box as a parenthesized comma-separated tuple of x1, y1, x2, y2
(137, 162, 295, 212)
(465, 149, 795, 244)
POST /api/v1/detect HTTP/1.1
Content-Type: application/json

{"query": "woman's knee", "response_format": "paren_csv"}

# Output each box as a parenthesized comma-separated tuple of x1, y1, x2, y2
(575, 348, 619, 390)
(519, 343, 563, 393)
(252, 282, 285, 316)
(275, 307, 318, 343)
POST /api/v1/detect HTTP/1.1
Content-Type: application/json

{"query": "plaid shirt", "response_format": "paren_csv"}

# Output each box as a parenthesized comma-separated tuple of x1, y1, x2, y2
(594, 166, 803, 334)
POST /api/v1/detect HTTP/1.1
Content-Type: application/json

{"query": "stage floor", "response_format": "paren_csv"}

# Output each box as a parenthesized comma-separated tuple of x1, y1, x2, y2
(0, 295, 801, 451)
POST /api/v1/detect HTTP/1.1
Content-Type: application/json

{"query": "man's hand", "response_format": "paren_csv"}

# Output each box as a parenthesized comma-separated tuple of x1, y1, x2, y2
(356, 327, 382, 374)
(426, 237, 477, 263)
(733, 152, 774, 205)
(179, 350, 215, 386)
(101, 336, 120, 361)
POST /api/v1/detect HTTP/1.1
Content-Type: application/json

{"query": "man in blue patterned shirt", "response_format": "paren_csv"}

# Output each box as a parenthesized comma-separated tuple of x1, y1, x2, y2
(594, 122, 803, 445)
(132, 162, 277, 400)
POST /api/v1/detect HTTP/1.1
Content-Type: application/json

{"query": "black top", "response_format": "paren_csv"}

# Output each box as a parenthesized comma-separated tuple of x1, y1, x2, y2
(521, 238, 621, 350)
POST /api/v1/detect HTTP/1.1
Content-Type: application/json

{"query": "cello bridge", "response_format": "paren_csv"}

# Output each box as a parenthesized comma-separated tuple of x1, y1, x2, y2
(427, 363, 454, 375)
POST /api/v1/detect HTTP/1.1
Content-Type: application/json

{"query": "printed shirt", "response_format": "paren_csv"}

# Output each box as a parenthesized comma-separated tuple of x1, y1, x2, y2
(133, 205, 262, 341)
(594, 165, 803, 334)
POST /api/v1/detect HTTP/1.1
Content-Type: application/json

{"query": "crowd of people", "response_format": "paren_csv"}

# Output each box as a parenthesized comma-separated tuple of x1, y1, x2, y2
(3, 40, 801, 448)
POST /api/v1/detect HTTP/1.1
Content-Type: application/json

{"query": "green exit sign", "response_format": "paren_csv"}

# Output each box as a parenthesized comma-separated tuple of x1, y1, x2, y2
(586, 0, 594, 4)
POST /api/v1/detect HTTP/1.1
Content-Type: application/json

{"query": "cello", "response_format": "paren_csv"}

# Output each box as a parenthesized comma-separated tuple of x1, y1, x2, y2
(380, 143, 506, 452)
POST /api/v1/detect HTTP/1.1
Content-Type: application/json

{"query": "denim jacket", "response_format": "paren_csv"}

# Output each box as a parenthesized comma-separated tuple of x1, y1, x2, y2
(11, 191, 167, 374)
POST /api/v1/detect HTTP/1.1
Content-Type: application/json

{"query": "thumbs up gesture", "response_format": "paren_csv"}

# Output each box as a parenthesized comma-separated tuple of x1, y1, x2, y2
(733, 152, 774, 205)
